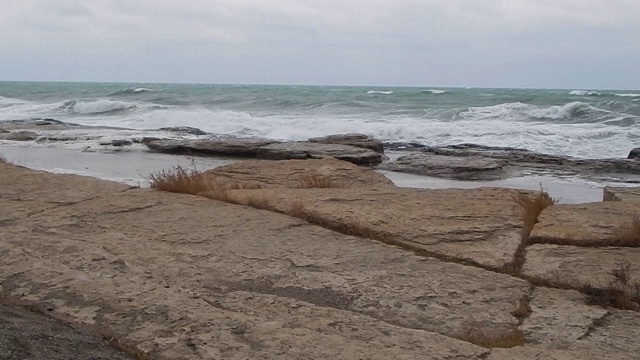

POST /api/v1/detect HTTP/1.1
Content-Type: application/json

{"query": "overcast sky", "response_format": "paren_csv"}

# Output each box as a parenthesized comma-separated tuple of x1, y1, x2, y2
(1, 0, 638, 89)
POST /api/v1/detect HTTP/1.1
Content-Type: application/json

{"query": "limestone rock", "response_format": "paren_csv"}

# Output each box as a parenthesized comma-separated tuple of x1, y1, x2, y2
(256, 142, 383, 165)
(377, 153, 508, 180)
(308, 133, 384, 153)
(530, 202, 640, 246)
(99, 139, 132, 147)
(0, 130, 38, 141)
(203, 158, 395, 189)
(570, 310, 640, 355)
(0, 128, 7, 133)
(145, 138, 276, 157)
(522, 244, 640, 287)
(521, 287, 608, 346)
(229, 187, 527, 268)
(488, 347, 636, 360)
(603, 186, 640, 202)
(628, 148, 640, 159)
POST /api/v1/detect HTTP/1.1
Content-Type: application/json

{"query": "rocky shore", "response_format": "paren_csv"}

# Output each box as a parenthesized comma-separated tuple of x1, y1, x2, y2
(1, 156, 639, 359)
(2, 119, 640, 185)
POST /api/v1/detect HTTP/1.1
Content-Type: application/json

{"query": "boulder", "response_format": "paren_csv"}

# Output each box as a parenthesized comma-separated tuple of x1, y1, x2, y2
(308, 133, 384, 153)
(0, 130, 38, 141)
(256, 142, 383, 165)
(146, 138, 276, 157)
(603, 187, 640, 202)
(628, 148, 640, 159)
(377, 153, 508, 180)
(99, 139, 132, 147)
(203, 158, 395, 189)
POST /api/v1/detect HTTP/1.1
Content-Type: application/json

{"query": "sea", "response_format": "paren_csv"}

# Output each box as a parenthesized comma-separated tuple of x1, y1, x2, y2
(1, 81, 639, 159)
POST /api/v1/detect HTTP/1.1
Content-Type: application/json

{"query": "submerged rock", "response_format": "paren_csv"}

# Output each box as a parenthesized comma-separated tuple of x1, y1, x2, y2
(256, 142, 383, 165)
(158, 126, 207, 135)
(0, 130, 38, 141)
(146, 138, 276, 157)
(309, 133, 384, 154)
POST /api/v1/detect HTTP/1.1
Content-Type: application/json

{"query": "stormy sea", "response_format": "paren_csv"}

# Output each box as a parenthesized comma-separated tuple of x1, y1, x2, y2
(1, 81, 639, 203)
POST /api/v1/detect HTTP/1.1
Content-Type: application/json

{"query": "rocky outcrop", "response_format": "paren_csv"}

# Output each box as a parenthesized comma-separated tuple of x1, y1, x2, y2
(256, 142, 383, 165)
(158, 126, 207, 135)
(203, 158, 395, 189)
(308, 133, 384, 153)
(0, 130, 38, 141)
(145, 138, 276, 157)
(604, 187, 640, 202)
(529, 202, 640, 246)
(377, 153, 508, 180)
(381, 143, 640, 181)
(628, 148, 640, 159)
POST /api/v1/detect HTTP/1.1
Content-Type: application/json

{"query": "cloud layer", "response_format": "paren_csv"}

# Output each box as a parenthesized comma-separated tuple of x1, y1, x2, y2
(2, 0, 639, 88)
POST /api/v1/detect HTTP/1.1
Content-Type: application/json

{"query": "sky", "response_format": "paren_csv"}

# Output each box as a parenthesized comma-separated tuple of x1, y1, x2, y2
(1, 0, 638, 89)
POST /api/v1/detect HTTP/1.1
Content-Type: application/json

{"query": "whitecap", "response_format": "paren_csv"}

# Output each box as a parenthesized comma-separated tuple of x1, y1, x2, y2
(613, 93, 640, 97)
(569, 90, 601, 96)
(367, 90, 394, 95)
(426, 89, 447, 94)
(72, 99, 137, 114)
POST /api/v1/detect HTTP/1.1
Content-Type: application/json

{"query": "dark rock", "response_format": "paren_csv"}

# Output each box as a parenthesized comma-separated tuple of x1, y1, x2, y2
(0, 128, 7, 134)
(378, 153, 508, 180)
(158, 126, 207, 136)
(0, 130, 38, 141)
(256, 142, 382, 166)
(309, 133, 384, 154)
(628, 148, 640, 159)
(146, 138, 276, 157)
(100, 140, 133, 147)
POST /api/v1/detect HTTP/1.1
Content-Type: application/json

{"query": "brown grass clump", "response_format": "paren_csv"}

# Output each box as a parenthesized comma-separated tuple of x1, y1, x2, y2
(583, 261, 640, 310)
(612, 215, 640, 247)
(147, 165, 211, 195)
(296, 173, 343, 189)
(240, 196, 276, 211)
(513, 188, 557, 241)
(460, 325, 526, 348)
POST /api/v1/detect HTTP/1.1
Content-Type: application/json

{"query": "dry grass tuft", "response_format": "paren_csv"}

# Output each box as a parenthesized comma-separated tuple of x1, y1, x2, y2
(460, 325, 526, 348)
(513, 188, 557, 241)
(612, 215, 640, 247)
(227, 182, 266, 190)
(147, 165, 211, 195)
(583, 261, 640, 310)
(296, 173, 344, 189)
(241, 196, 276, 211)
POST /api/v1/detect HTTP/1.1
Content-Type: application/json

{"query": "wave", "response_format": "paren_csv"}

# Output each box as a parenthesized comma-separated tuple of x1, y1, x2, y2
(462, 101, 599, 122)
(613, 93, 640, 97)
(367, 90, 394, 95)
(108, 87, 154, 96)
(425, 89, 448, 94)
(569, 90, 601, 96)
(71, 99, 137, 114)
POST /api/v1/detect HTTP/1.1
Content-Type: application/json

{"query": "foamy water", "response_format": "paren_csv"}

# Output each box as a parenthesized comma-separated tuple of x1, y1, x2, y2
(1, 82, 639, 159)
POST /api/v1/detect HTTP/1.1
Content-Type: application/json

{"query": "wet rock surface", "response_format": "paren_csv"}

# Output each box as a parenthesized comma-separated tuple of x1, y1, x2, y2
(145, 138, 276, 157)
(308, 133, 384, 153)
(256, 142, 383, 165)
(378, 153, 508, 180)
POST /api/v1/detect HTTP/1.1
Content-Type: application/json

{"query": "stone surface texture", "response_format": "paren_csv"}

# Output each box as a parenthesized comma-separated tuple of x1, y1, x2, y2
(377, 153, 508, 180)
(256, 142, 383, 165)
(604, 186, 640, 202)
(308, 133, 384, 153)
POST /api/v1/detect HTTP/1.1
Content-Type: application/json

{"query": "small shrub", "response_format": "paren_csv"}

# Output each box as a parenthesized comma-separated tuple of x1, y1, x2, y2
(296, 173, 343, 189)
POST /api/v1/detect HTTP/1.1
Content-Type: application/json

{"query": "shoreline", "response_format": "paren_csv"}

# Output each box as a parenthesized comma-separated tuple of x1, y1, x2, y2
(0, 144, 620, 203)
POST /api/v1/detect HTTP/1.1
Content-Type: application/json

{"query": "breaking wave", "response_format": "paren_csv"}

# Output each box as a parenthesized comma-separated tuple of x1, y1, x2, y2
(70, 99, 138, 114)
(367, 90, 394, 95)
(614, 93, 640, 97)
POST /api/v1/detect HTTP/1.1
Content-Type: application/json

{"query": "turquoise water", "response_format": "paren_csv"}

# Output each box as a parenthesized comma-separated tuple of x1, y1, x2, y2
(1, 81, 639, 158)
